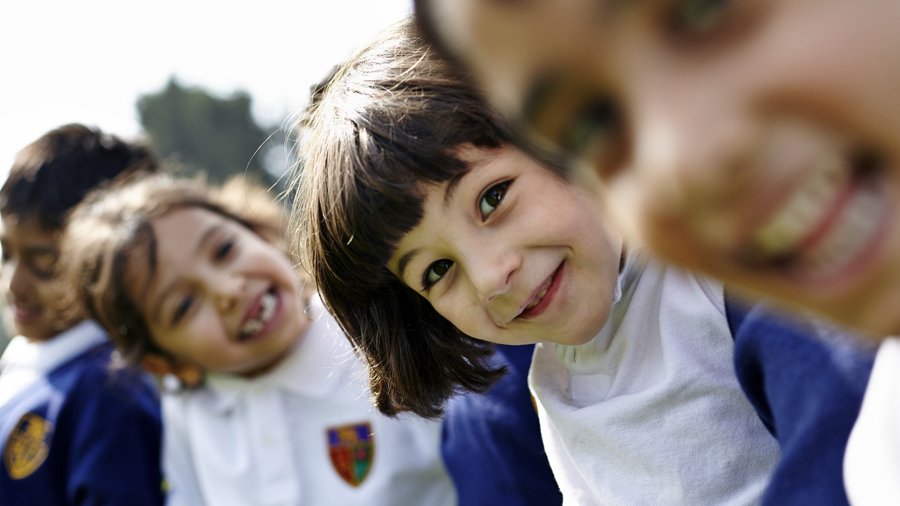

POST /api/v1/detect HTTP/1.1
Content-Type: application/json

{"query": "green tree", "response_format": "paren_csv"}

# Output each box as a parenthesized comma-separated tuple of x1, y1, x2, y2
(137, 77, 278, 184)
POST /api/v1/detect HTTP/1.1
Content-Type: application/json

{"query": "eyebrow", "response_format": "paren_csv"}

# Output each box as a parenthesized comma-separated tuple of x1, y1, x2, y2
(442, 170, 470, 207)
(149, 223, 224, 323)
(395, 247, 422, 289)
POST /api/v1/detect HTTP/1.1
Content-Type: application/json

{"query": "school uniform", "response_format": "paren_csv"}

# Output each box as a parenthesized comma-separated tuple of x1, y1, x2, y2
(529, 249, 874, 505)
(528, 251, 779, 505)
(442, 344, 562, 505)
(0, 320, 164, 505)
(163, 296, 456, 506)
(729, 297, 875, 505)
(843, 337, 900, 505)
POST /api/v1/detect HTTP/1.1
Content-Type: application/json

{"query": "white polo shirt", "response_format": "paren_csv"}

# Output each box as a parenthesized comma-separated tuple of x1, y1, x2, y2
(844, 337, 900, 505)
(162, 297, 456, 506)
(529, 251, 779, 505)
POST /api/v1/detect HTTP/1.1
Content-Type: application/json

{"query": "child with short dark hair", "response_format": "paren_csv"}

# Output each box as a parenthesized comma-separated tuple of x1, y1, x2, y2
(0, 123, 163, 504)
(60, 173, 456, 506)
(289, 19, 810, 505)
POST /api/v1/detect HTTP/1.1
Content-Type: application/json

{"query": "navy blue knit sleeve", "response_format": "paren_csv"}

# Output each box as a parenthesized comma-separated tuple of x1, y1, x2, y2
(441, 344, 562, 505)
(726, 296, 875, 505)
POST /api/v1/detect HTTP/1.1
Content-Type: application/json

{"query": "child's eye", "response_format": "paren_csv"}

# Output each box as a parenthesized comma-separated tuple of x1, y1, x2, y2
(27, 251, 59, 279)
(668, 0, 733, 37)
(521, 75, 625, 179)
(479, 181, 511, 219)
(214, 238, 235, 261)
(560, 96, 621, 162)
(172, 294, 194, 325)
(422, 259, 453, 290)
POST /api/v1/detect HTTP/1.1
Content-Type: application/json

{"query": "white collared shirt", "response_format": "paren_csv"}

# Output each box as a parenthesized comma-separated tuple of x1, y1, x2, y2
(0, 321, 107, 406)
(529, 251, 779, 505)
(163, 297, 456, 506)
(844, 337, 900, 505)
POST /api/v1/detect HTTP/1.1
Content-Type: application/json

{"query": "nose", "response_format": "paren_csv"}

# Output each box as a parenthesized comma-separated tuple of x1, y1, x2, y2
(465, 245, 522, 306)
(3, 258, 30, 304)
(208, 273, 245, 313)
(616, 68, 755, 242)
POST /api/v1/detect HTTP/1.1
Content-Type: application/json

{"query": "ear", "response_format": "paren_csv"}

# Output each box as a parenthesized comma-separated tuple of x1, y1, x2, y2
(141, 354, 205, 389)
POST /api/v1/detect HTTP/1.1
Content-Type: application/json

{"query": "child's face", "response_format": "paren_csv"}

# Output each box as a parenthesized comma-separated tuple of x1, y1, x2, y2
(0, 214, 72, 341)
(388, 145, 622, 346)
(131, 207, 309, 378)
(426, 0, 900, 337)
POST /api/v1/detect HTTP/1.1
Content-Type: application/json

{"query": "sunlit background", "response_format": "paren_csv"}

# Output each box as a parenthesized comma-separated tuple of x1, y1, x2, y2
(0, 0, 413, 184)
(0, 0, 412, 343)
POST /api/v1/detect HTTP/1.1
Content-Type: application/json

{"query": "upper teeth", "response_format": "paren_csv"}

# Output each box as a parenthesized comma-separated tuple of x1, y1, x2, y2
(524, 286, 549, 312)
(240, 292, 276, 337)
(752, 155, 847, 258)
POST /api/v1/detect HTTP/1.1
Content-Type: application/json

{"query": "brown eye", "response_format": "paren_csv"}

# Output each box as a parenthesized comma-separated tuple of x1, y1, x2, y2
(668, 0, 732, 37)
(559, 96, 621, 159)
(28, 251, 59, 279)
(479, 181, 510, 218)
(423, 259, 453, 289)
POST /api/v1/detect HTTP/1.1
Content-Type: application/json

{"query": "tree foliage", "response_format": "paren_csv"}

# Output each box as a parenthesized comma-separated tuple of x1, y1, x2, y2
(137, 78, 278, 184)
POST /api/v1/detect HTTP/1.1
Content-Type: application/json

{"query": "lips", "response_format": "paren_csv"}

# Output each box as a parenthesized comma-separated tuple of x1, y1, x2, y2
(517, 263, 564, 320)
(10, 302, 41, 325)
(739, 149, 889, 283)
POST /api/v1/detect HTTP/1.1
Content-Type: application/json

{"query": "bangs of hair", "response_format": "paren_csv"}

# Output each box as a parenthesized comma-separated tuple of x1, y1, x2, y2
(289, 17, 511, 417)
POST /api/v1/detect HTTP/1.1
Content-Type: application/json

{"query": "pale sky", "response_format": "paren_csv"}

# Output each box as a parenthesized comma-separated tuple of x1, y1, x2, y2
(0, 0, 412, 182)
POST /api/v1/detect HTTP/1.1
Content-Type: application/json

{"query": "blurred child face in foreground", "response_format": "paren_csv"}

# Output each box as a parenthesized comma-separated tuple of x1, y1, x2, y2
(131, 207, 309, 377)
(388, 145, 622, 346)
(420, 0, 900, 338)
(0, 215, 70, 340)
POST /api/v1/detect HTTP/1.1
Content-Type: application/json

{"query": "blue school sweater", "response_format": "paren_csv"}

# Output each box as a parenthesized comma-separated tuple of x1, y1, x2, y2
(0, 323, 163, 505)
(728, 298, 876, 506)
(441, 344, 562, 505)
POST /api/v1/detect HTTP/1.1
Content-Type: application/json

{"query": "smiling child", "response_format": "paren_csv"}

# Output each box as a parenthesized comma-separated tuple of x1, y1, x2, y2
(60, 174, 456, 506)
(414, 0, 900, 341)
(286, 19, 825, 504)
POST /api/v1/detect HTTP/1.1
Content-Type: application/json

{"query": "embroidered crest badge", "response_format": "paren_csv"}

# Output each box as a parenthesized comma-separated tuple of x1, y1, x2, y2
(327, 422, 373, 487)
(3, 413, 53, 480)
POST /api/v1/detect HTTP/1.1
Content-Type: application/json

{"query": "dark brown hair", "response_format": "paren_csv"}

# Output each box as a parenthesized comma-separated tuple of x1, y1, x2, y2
(60, 173, 287, 367)
(1, 123, 158, 231)
(289, 17, 514, 418)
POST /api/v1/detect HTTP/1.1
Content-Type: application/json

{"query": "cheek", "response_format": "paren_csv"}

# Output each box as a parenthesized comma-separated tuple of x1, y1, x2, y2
(432, 293, 483, 335)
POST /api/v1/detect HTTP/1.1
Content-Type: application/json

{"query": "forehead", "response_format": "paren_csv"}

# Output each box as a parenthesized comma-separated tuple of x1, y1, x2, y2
(128, 208, 215, 278)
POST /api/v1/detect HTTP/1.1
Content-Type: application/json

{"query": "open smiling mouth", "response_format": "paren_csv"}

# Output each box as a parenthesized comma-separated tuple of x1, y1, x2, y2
(740, 149, 889, 283)
(237, 288, 279, 342)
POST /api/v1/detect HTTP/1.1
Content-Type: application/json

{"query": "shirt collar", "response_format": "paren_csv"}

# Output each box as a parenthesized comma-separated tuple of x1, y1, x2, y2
(0, 320, 107, 375)
(202, 295, 362, 413)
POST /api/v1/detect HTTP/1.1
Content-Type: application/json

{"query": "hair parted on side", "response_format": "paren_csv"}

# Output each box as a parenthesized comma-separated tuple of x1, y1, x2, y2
(289, 17, 514, 418)
(59, 173, 290, 368)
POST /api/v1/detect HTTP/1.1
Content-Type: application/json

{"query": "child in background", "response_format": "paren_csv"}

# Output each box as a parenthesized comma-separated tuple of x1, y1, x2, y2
(59, 173, 456, 506)
(0, 124, 163, 504)
(289, 19, 811, 505)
